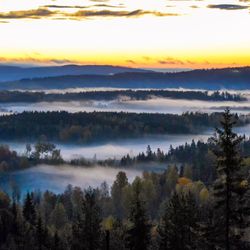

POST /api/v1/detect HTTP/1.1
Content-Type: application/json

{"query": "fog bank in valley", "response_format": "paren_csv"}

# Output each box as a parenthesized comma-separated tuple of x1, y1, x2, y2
(0, 164, 142, 195)
(1, 89, 250, 115)
(0, 133, 212, 161)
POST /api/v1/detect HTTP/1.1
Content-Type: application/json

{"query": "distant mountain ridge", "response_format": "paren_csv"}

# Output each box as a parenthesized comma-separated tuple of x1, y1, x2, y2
(0, 64, 152, 82)
(0, 66, 250, 90)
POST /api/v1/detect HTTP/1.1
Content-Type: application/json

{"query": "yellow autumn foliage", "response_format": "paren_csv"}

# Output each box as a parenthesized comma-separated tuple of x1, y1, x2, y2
(199, 187, 210, 204)
(178, 177, 192, 186)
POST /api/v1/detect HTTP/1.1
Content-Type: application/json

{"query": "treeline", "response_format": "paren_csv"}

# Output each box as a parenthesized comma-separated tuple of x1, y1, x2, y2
(0, 109, 249, 249)
(0, 111, 242, 143)
(0, 90, 245, 103)
(118, 138, 250, 184)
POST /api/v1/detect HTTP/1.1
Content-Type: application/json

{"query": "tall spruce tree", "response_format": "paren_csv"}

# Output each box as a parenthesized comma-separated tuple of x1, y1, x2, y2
(111, 172, 128, 219)
(212, 108, 249, 250)
(157, 192, 199, 250)
(23, 192, 36, 225)
(53, 231, 63, 250)
(35, 215, 50, 250)
(125, 180, 150, 250)
(71, 188, 102, 250)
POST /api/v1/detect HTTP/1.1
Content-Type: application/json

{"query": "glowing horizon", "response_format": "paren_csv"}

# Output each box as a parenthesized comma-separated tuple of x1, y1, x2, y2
(0, 0, 250, 69)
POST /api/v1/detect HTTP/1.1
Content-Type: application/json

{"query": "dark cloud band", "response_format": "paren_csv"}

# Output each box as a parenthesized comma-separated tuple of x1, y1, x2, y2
(71, 9, 179, 18)
(0, 8, 57, 19)
(207, 4, 248, 10)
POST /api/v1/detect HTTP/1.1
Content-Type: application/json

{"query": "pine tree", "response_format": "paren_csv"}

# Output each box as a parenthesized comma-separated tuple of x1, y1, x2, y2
(146, 145, 154, 161)
(10, 202, 30, 250)
(71, 214, 83, 250)
(35, 215, 50, 250)
(125, 180, 150, 250)
(53, 231, 61, 250)
(111, 172, 128, 219)
(157, 192, 199, 250)
(23, 192, 36, 225)
(72, 188, 102, 250)
(212, 108, 249, 250)
(198, 205, 217, 250)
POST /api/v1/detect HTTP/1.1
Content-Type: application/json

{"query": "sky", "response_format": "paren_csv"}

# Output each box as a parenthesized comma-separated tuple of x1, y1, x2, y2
(0, 0, 250, 69)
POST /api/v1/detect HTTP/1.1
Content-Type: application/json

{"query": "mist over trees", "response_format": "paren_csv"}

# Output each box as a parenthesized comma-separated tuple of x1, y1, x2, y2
(0, 109, 249, 249)
(0, 90, 245, 103)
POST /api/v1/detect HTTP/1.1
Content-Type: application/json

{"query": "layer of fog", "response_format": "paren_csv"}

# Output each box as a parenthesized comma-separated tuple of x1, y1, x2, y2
(0, 124, 249, 195)
(0, 124, 250, 160)
(1, 87, 249, 195)
(1, 121, 250, 161)
(2, 87, 250, 115)
(2, 96, 250, 116)
(11, 87, 250, 95)
(0, 164, 142, 195)
(0, 133, 213, 161)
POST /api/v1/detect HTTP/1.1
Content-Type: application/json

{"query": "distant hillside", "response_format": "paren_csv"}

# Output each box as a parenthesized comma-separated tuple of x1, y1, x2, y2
(0, 66, 250, 90)
(0, 64, 152, 82)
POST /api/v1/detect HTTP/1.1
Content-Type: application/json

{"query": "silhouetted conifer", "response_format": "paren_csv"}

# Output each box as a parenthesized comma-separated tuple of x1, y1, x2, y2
(23, 192, 36, 225)
(125, 181, 150, 250)
(212, 108, 249, 249)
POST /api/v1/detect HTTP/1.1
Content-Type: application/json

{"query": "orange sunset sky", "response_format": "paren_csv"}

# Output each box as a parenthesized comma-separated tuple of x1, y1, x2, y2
(0, 0, 250, 69)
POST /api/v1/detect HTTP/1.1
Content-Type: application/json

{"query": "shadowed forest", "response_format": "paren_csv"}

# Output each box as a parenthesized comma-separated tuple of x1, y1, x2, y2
(0, 109, 249, 250)
(0, 111, 248, 143)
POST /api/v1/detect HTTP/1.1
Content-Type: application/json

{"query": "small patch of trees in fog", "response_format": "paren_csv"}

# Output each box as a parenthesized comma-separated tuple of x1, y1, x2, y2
(0, 139, 62, 171)
(0, 89, 245, 103)
(0, 109, 249, 249)
(0, 111, 248, 143)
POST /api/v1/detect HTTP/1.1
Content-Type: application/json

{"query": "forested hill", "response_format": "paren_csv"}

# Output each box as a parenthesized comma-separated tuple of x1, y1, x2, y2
(1, 66, 250, 90)
(0, 111, 248, 143)
(0, 65, 151, 82)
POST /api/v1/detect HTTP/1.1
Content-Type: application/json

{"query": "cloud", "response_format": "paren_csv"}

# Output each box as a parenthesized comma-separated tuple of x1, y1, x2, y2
(71, 9, 180, 19)
(50, 59, 74, 64)
(0, 7, 179, 21)
(158, 57, 185, 65)
(207, 4, 248, 10)
(43, 5, 88, 9)
(93, 4, 125, 8)
(186, 60, 196, 65)
(0, 56, 76, 65)
(44, 3, 124, 10)
(0, 8, 57, 19)
(143, 56, 152, 61)
(126, 60, 136, 64)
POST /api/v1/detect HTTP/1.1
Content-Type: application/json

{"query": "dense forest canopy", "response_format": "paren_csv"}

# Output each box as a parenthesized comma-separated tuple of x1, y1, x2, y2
(0, 90, 245, 103)
(0, 111, 248, 143)
(0, 109, 249, 249)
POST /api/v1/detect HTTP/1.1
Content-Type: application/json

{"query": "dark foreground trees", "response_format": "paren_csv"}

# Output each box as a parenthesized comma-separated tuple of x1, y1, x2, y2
(125, 180, 150, 250)
(212, 108, 250, 250)
(0, 109, 249, 249)
(72, 188, 102, 250)
(158, 192, 199, 250)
